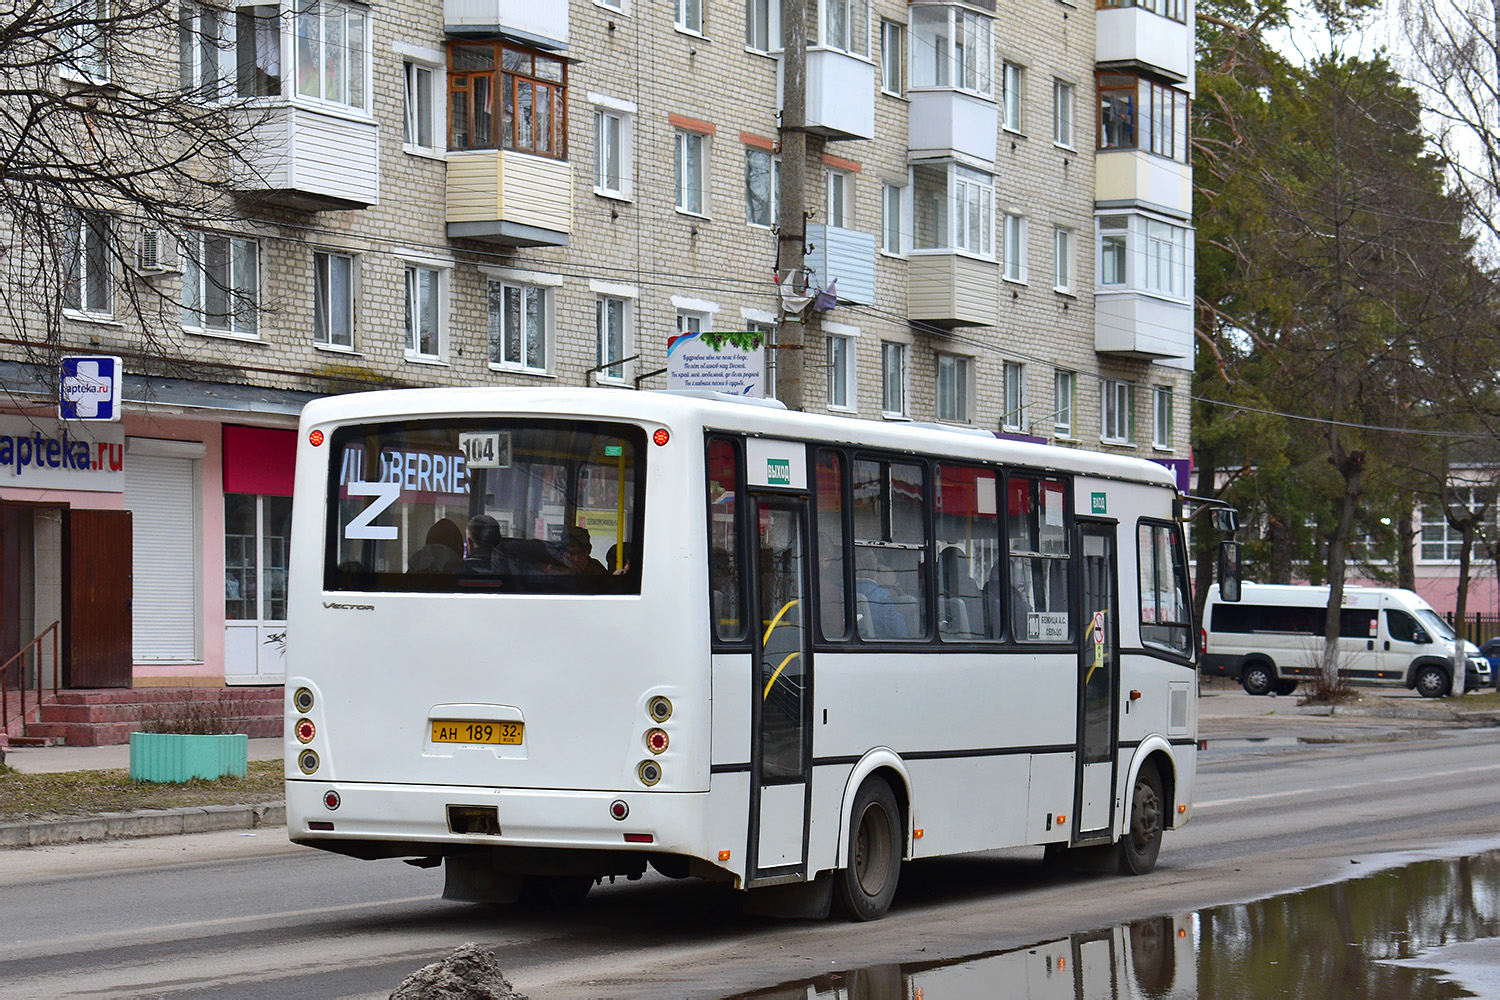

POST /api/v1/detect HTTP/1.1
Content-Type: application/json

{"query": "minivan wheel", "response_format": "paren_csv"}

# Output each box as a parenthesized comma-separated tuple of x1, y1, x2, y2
(1274, 679, 1299, 696)
(1241, 662, 1274, 696)
(1415, 665, 1451, 698)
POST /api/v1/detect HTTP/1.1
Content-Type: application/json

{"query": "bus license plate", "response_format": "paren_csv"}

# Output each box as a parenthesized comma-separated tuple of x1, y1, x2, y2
(431, 720, 523, 745)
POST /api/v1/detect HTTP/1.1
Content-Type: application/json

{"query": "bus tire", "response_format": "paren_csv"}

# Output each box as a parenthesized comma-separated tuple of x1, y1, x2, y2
(1118, 763, 1164, 876)
(835, 778, 902, 921)
(1415, 664, 1451, 698)
(1241, 661, 1274, 696)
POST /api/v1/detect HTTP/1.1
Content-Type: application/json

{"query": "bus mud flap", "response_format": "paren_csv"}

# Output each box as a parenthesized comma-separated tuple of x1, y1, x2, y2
(742, 872, 833, 919)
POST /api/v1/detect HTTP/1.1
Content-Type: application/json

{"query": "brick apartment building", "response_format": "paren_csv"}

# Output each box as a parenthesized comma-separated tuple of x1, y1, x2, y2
(0, 0, 1195, 694)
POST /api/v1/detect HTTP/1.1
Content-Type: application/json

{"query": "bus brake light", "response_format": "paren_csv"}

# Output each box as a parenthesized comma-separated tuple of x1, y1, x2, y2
(652, 428, 670, 447)
(309, 429, 324, 447)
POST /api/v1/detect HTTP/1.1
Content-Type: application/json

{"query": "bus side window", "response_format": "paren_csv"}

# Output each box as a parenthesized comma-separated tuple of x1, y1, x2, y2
(815, 449, 849, 641)
(707, 437, 746, 643)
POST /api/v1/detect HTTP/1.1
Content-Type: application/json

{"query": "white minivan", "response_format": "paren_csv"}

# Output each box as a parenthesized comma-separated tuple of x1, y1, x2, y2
(1202, 583, 1490, 697)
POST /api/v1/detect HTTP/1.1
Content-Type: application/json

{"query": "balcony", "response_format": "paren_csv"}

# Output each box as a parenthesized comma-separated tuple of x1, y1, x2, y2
(1096, 7, 1192, 85)
(444, 0, 566, 48)
(907, 252, 999, 327)
(1096, 150, 1192, 217)
(805, 226, 877, 305)
(1095, 292, 1193, 365)
(236, 104, 379, 211)
(907, 89, 998, 164)
(446, 149, 572, 247)
(787, 48, 875, 140)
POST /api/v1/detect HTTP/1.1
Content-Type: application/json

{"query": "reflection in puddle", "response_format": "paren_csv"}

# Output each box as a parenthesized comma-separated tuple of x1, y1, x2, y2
(1197, 737, 1309, 750)
(731, 852, 1500, 999)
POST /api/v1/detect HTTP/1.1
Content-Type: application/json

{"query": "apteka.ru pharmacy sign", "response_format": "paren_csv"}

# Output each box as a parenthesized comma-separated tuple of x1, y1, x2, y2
(0, 415, 125, 492)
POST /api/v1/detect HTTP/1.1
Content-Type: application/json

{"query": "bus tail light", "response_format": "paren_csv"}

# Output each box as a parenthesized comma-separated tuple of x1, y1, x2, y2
(298, 750, 320, 774)
(295, 718, 316, 743)
(323, 790, 341, 810)
(624, 833, 653, 844)
(308, 429, 324, 447)
(648, 696, 672, 722)
(610, 800, 629, 821)
(652, 428, 670, 447)
(646, 728, 669, 754)
(637, 760, 662, 786)
(293, 687, 315, 712)
(1200, 628, 1207, 655)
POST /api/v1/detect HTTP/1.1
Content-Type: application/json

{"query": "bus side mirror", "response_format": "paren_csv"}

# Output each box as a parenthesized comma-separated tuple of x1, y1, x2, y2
(1218, 541, 1242, 603)
(1210, 508, 1240, 533)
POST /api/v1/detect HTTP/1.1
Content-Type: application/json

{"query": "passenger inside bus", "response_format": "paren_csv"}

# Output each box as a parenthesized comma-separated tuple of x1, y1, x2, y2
(563, 526, 608, 576)
(853, 557, 909, 639)
(408, 518, 464, 574)
(463, 515, 503, 573)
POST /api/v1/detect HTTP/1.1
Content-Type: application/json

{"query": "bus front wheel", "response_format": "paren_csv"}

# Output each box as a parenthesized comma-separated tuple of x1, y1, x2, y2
(835, 778, 902, 921)
(1118, 764, 1164, 876)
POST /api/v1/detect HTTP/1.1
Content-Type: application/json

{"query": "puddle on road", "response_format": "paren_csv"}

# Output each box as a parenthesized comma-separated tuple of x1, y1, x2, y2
(730, 851, 1500, 999)
(1197, 736, 1309, 750)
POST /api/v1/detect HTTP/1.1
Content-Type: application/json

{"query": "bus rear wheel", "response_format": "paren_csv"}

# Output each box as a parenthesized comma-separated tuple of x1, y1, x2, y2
(835, 778, 902, 921)
(1118, 764, 1164, 876)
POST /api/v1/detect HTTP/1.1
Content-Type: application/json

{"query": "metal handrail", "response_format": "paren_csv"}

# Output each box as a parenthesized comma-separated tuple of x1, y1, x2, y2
(1, 622, 60, 738)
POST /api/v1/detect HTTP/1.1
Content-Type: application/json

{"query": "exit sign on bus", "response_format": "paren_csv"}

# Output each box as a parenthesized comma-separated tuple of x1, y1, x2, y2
(1091, 492, 1107, 514)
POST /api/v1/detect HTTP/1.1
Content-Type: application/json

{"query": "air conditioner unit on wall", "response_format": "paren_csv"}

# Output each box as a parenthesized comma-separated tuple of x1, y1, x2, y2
(135, 229, 180, 276)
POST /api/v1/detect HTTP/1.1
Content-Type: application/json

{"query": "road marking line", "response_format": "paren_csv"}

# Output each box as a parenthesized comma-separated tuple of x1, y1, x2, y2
(1196, 762, 1500, 810)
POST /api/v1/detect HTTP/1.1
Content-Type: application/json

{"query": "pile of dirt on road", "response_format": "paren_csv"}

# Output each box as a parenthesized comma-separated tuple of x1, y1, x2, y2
(390, 943, 527, 1000)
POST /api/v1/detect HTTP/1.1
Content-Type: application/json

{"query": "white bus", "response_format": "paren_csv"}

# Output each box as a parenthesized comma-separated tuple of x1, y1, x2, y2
(285, 387, 1207, 920)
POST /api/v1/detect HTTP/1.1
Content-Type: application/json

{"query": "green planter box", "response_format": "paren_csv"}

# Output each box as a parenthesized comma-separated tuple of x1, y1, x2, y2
(129, 732, 249, 783)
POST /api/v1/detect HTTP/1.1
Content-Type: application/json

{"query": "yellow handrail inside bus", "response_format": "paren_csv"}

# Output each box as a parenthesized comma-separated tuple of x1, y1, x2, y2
(761, 599, 799, 646)
(764, 652, 801, 699)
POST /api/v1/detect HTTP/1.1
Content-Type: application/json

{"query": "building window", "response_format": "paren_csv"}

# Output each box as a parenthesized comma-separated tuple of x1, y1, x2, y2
(595, 105, 634, 198)
(823, 0, 870, 55)
(178, 2, 224, 98)
(63, 211, 113, 317)
(939, 165, 995, 257)
(1098, 73, 1190, 162)
(183, 232, 259, 336)
(1002, 361, 1024, 431)
(910, 5, 992, 96)
(404, 264, 444, 360)
(880, 19, 904, 95)
(596, 296, 629, 382)
(1002, 213, 1027, 282)
(677, 309, 711, 337)
(1420, 492, 1490, 562)
(1098, 0, 1187, 25)
(746, 147, 779, 227)
(62, 0, 110, 81)
(746, 0, 778, 51)
(882, 182, 905, 255)
(1144, 218, 1190, 297)
(1099, 214, 1128, 285)
(225, 493, 292, 624)
(449, 41, 567, 158)
(1002, 62, 1023, 132)
(936, 354, 970, 422)
(676, 129, 708, 215)
(827, 333, 853, 409)
(1053, 226, 1073, 293)
(676, 0, 703, 34)
(313, 251, 354, 349)
(235, 5, 281, 96)
(826, 169, 852, 228)
(1054, 370, 1076, 438)
(294, 0, 367, 109)
(1102, 379, 1134, 443)
(488, 281, 549, 372)
(749, 320, 777, 397)
(403, 61, 439, 152)
(1054, 79, 1074, 147)
(881, 342, 906, 416)
(1153, 386, 1173, 448)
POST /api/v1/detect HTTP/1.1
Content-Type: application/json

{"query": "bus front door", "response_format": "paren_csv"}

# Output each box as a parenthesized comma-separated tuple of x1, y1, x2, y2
(747, 495, 813, 885)
(1076, 521, 1119, 840)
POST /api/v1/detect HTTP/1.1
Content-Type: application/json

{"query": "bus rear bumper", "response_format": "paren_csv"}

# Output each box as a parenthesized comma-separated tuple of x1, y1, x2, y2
(287, 779, 710, 857)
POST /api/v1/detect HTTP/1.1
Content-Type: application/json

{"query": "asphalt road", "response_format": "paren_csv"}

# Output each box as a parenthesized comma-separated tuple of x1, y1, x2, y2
(1, 698, 1497, 999)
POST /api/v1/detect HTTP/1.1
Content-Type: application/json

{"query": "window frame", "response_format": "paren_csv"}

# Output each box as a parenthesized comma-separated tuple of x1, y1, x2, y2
(313, 250, 356, 350)
(447, 40, 568, 158)
(936, 353, 971, 423)
(595, 294, 631, 384)
(1002, 212, 1027, 283)
(879, 18, 904, 96)
(1097, 72, 1190, 163)
(403, 262, 447, 362)
(182, 231, 260, 338)
(827, 332, 856, 411)
(61, 0, 111, 83)
(1001, 361, 1025, 432)
(403, 60, 443, 155)
(881, 181, 907, 256)
(594, 103, 635, 199)
(1001, 61, 1024, 133)
(825, 168, 853, 229)
(1053, 226, 1074, 293)
(675, 129, 710, 216)
(746, 0, 780, 52)
(821, 0, 871, 56)
(1053, 78, 1075, 148)
(63, 211, 114, 319)
(676, 0, 704, 35)
(1152, 386, 1173, 449)
(1101, 378, 1134, 444)
(745, 146, 780, 227)
(487, 279, 553, 374)
(1054, 370, 1076, 438)
(880, 341, 907, 417)
(293, 0, 369, 112)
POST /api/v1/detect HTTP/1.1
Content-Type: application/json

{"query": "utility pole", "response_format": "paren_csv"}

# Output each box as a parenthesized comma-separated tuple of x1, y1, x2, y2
(775, 0, 808, 411)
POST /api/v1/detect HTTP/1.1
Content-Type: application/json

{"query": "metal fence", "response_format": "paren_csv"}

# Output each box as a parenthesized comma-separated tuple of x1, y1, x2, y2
(1443, 612, 1500, 647)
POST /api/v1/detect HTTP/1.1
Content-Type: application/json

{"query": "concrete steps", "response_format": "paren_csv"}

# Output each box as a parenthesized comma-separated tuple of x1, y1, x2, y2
(19, 688, 283, 747)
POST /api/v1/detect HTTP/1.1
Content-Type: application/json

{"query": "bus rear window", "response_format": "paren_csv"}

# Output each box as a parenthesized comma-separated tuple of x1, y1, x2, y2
(324, 419, 645, 594)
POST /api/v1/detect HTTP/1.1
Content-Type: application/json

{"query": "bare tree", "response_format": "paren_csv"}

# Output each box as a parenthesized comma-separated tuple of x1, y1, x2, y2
(0, 0, 266, 381)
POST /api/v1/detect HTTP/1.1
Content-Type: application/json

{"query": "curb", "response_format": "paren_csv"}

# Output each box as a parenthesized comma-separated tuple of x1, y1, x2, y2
(0, 801, 285, 848)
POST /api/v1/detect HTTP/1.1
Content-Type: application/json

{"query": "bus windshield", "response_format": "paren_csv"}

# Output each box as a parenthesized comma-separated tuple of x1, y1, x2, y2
(1415, 608, 1456, 641)
(323, 418, 644, 595)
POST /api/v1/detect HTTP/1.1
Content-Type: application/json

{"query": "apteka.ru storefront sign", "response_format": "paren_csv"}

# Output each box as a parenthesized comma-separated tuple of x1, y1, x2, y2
(0, 414, 125, 492)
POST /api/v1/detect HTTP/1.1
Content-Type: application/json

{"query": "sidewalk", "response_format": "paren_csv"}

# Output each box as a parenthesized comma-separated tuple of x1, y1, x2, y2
(0, 737, 286, 849)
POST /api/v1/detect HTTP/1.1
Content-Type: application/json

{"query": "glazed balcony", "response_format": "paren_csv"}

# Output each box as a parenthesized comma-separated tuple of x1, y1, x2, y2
(907, 89, 998, 164)
(236, 104, 379, 211)
(1096, 5, 1192, 85)
(1095, 292, 1193, 363)
(907, 252, 999, 327)
(1096, 150, 1192, 218)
